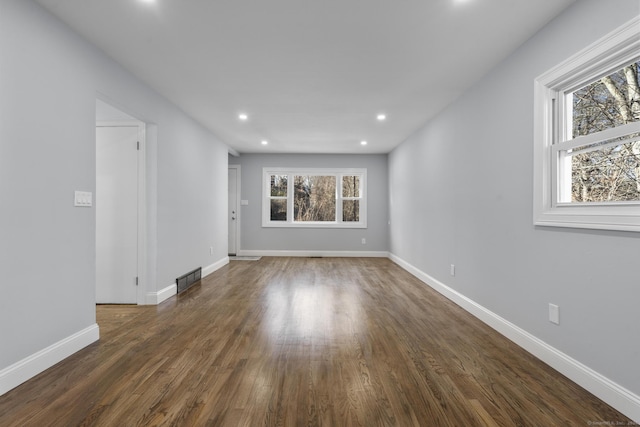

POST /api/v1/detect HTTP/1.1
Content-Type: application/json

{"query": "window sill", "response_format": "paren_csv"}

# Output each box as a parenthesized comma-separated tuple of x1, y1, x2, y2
(262, 222, 367, 229)
(534, 206, 640, 232)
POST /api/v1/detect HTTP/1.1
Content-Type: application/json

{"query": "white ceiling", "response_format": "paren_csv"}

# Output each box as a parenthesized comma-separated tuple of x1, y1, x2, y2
(36, 0, 575, 154)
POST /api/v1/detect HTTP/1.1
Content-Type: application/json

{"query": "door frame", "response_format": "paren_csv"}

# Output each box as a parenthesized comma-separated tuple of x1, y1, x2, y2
(228, 164, 241, 256)
(96, 120, 147, 305)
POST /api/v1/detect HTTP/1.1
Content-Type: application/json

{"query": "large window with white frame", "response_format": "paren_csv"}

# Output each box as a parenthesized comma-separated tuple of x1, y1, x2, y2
(533, 16, 640, 232)
(262, 168, 367, 228)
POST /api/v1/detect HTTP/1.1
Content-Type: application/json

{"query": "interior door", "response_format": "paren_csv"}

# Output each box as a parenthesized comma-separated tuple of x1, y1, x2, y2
(96, 125, 139, 303)
(228, 167, 238, 255)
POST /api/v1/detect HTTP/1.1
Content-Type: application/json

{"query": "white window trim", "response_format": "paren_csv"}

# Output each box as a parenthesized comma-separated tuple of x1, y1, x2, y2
(533, 16, 640, 232)
(262, 167, 367, 228)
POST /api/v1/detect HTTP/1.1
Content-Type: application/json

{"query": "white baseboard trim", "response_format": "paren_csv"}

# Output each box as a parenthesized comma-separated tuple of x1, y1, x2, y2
(203, 256, 229, 277)
(237, 250, 390, 258)
(389, 253, 640, 423)
(147, 257, 230, 305)
(146, 284, 177, 305)
(0, 324, 99, 397)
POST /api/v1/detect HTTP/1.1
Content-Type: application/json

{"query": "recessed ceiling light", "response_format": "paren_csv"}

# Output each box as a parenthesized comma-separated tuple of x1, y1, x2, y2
(360, 140, 368, 146)
(238, 113, 248, 121)
(261, 140, 268, 145)
(377, 114, 386, 121)
(139, 0, 156, 3)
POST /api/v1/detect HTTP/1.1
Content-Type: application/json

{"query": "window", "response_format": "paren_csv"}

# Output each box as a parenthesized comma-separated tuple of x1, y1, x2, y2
(263, 168, 367, 228)
(533, 16, 640, 232)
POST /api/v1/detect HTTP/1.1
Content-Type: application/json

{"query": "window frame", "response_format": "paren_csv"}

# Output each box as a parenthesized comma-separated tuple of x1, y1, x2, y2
(533, 16, 640, 232)
(262, 167, 367, 228)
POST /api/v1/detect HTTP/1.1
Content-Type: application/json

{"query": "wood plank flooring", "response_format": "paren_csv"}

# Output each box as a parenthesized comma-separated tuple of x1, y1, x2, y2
(0, 257, 632, 426)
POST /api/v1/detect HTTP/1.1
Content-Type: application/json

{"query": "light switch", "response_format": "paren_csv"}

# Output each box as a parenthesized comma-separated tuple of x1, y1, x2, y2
(74, 191, 92, 207)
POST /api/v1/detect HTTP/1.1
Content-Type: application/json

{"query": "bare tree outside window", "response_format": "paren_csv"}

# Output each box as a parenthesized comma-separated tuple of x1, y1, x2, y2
(570, 60, 640, 202)
(263, 168, 366, 227)
(293, 175, 336, 221)
(269, 175, 287, 221)
(533, 19, 640, 231)
(342, 176, 360, 222)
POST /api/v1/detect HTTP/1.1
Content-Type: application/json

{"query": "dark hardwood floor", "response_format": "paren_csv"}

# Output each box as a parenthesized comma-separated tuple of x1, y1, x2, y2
(0, 257, 631, 426)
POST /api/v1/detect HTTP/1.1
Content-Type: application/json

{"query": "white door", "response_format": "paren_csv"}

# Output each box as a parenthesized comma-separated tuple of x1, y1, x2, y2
(96, 125, 139, 303)
(228, 166, 239, 255)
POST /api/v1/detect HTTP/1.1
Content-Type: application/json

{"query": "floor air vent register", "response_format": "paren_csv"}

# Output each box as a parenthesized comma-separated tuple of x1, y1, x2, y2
(176, 267, 201, 294)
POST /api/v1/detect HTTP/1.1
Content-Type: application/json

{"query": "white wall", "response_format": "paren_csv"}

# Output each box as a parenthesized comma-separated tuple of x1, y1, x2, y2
(389, 0, 640, 416)
(230, 154, 389, 254)
(0, 0, 228, 392)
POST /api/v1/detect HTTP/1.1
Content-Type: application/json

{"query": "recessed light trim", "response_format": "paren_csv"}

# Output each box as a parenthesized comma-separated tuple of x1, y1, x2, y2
(376, 114, 386, 121)
(261, 140, 268, 145)
(238, 113, 248, 121)
(360, 140, 368, 146)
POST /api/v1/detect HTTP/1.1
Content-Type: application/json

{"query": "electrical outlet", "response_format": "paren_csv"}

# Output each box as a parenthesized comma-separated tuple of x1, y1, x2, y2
(209, 246, 213, 255)
(450, 264, 455, 276)
(549, 303, 560, 325)
(361, 238, 366, 245)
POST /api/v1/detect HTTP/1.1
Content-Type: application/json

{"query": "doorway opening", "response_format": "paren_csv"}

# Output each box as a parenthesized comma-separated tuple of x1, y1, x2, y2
(228, 165, 241, 256)
(95, 98, 146, 305)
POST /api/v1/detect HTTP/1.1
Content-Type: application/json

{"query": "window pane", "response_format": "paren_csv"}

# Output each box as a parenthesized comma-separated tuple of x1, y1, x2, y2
(565, 133, 640, 202)
(342, 175, 360, 197)
(270, 175, 288, 197)
(342, 200, 360, 222)
(572, 60, 640, 139)
(293, 175, 336, 221)
(270, 199, 287, 221)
